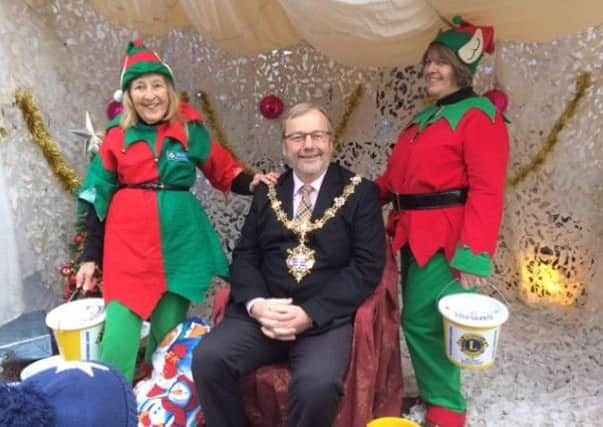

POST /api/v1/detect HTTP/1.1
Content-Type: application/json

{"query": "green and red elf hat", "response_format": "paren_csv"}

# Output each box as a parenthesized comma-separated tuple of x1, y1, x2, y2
(113, 39, 174, 101)
(433, 16, 495, 74)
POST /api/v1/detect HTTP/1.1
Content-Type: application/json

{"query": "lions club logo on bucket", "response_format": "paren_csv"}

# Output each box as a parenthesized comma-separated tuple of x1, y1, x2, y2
(457, 334, 488, 358)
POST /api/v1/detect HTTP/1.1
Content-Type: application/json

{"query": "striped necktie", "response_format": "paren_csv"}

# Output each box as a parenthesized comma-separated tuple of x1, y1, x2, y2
(295, 184, 314, 221)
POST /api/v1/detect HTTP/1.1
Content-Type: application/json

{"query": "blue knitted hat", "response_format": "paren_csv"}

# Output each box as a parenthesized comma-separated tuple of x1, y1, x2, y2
(0, 360, 137, 427)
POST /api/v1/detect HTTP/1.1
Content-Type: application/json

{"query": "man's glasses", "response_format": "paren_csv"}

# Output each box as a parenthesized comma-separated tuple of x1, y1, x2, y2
(284, 131, 331, 144)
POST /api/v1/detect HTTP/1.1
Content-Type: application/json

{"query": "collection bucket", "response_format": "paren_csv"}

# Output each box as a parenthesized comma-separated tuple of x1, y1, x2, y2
(438, 293, 509, 370)
(367, 417, 420, 427)
(45, 298, 105, 361)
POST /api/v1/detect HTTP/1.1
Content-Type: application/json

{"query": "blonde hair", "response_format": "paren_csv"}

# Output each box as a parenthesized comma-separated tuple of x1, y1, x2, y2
(422, 43, 473, 89)
(282, 102, 333, 137)
(120, 75, 181, 129)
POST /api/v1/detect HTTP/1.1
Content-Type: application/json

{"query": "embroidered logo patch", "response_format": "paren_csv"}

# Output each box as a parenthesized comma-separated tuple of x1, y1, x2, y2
(167, 151, 189, 162)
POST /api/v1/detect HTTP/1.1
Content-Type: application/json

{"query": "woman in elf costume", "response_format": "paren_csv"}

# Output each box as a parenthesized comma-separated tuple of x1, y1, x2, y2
(75, 40, 277, 382)
(376, 17, 510, 427)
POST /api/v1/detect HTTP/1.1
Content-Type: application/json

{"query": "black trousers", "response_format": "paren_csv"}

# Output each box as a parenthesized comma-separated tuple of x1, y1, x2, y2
(192, 316, 353, 427)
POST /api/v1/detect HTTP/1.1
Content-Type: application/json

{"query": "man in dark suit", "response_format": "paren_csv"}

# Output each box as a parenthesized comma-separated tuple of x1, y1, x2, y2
(192, 102, 386, 427)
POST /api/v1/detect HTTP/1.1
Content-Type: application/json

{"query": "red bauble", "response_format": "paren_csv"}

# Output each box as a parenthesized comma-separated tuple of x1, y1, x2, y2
(73, 233, 85, 245)
(484, 89, 509, 113)
(259, 95, 284, 120)
(106, 100, 124, 120)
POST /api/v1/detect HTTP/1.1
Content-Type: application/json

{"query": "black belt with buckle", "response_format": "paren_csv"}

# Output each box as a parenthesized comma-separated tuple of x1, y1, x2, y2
(119, 182, 189, 191)
(392, 188, 468, 211)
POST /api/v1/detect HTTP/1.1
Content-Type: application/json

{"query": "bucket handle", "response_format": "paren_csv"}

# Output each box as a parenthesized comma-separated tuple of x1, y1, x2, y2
(437, 279, 511, 309)
(68, 286, 82, 302)
(56, 287, 83, 332)
(57, 287, 89, 332)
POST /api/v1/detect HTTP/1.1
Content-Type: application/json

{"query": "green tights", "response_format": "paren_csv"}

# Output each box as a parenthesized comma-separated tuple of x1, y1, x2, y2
(402, 252, 475, 413)
(100, 292, 189, 382)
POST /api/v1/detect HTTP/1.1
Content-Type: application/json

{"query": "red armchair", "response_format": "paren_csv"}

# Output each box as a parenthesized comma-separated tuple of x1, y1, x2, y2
(212, 246, 403, 427)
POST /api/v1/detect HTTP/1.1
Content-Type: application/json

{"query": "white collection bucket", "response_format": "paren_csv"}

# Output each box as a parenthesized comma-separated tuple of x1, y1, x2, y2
(438, 293, 509, 370)
(45, 298, 105, 361)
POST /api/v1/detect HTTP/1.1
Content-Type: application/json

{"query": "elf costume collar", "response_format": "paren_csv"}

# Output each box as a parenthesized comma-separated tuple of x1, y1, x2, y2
(106, 103, 204, 152)
(413, 88, 496, 132)
(436, 87, 477, 106)
(105, 119, 190, 153)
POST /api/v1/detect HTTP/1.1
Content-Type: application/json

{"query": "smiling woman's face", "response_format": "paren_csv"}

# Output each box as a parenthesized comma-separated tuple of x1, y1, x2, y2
(129, 73, 169, 124)
(422, 49, 460, 100)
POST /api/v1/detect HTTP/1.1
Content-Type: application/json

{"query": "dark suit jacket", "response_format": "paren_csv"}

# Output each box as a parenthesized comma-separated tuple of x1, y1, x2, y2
(227, 163, 386, 334)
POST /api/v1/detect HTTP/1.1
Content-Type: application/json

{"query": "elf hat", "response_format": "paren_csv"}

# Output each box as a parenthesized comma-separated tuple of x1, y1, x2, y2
(433, 16, 495, 74)
(114, 39, 174, 101)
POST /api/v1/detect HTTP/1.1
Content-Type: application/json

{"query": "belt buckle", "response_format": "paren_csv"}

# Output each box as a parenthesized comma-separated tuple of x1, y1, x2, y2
(393, 194, 401, 211)
(146, 182, 163, 190)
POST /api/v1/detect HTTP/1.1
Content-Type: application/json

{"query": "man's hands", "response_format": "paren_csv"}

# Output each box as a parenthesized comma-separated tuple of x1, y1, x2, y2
(250, 298, 313, 341)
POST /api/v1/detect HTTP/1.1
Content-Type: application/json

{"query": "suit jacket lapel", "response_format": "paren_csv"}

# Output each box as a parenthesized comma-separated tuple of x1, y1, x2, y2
(312, 164, 342, 221)
(276, 169, 295, 220)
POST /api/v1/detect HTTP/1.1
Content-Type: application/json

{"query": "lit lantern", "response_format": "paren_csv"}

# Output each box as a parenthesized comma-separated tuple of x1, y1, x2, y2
(519, 244, 585, 307)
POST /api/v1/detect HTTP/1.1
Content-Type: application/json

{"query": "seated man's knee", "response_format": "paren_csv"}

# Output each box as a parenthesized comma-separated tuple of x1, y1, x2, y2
(192, 339, 226, 384)
(291, 373, 343, 405)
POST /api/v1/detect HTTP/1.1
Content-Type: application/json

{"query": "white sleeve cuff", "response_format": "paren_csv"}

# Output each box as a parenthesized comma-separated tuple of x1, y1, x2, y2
(246, 297, 264, 315)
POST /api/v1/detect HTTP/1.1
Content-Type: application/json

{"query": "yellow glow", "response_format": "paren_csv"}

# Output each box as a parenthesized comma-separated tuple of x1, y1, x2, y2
(534, 264, 563, 294)
(520, 257, 581, 306)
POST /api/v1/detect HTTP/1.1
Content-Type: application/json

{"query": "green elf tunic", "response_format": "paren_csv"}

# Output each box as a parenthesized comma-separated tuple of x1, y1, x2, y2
(78, 103, 242, 319)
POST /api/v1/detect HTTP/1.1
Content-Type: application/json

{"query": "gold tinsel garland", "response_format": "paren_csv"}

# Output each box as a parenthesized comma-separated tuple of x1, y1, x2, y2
(507, 73, 592, 188)
(15, 73, 592, 193)
(15, 89, 82, 193)
(197, 86, 364, 172)
(197, 90, 251, 173)
(333, 84, 364, 148)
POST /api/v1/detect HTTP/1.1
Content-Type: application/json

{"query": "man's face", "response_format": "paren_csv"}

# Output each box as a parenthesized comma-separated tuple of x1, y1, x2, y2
(282, 109, 333, 183)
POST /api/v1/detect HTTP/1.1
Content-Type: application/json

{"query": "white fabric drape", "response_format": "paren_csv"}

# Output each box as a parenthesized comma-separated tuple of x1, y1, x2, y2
(179, 0, 301, 55)
(0, 161, 24, 325)
(90, 0, 190, 35)
(91, 0, 603, 67)
(279, 0, 441, 67)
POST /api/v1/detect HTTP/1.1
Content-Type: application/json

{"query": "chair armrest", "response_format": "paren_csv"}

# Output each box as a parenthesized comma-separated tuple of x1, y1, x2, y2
(336, 243, 402, 426)
(212, 286, 232, 325)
